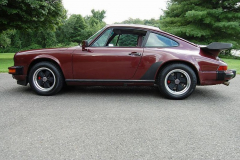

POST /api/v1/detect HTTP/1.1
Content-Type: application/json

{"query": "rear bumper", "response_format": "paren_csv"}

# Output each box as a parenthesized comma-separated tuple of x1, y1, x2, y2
(217, 69, 236, 81)
(199, 69, 236, 85)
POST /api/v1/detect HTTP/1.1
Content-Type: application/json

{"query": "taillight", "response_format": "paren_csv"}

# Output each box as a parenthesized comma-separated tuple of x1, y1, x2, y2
(218, 66, 227, 71)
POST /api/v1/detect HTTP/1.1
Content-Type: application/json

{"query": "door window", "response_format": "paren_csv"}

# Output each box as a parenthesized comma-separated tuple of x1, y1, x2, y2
(109, 34, 139, 47)
(92, 28, 112, 47)
(91, 28, 147, 47)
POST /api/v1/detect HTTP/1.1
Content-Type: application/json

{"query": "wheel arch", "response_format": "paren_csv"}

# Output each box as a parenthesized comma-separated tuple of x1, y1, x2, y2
(27, 58, 65, 82)
(156, 60, 200, 85)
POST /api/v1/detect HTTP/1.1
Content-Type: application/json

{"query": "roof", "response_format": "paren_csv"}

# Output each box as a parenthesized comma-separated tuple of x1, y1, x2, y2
(106, 24, 161, 31)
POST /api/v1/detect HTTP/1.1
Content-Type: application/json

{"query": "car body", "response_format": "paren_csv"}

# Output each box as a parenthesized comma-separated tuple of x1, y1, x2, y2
(8, 24, 236, 99)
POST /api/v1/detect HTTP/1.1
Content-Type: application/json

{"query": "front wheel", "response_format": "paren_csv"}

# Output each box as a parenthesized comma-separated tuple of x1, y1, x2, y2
(29, 62, 64, 96)
(158, 64, 197, 99)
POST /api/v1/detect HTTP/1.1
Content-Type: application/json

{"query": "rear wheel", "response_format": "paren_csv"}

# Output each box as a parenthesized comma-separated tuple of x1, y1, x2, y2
(29, 62, 63, 95)
(158, 63, 197, 99)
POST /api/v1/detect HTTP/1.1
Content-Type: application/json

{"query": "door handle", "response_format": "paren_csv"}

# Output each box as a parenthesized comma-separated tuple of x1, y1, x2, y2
(128, 52, 141, 56)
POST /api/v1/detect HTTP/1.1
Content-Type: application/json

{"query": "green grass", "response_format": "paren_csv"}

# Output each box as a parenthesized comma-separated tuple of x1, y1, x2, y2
(0, 53, 15, 58)
(0, 53, 239, 74)
(221, 58, 240, 73)
(0, 53, 14, 72)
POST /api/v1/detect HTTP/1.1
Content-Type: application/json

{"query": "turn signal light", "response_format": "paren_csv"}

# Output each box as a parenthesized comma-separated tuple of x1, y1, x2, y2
(218, 66, 227, 71)
(8, 68, 16, 74)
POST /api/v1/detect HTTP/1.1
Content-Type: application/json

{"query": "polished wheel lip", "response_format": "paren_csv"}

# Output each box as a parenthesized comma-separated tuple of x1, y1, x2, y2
(164, 69, 191, 95)
(33, 67, 56, 92)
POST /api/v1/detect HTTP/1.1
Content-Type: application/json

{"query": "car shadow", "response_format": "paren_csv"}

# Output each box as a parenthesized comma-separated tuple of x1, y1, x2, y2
(9, 85, 227, 101)
(60, 85, 226, 100)
(61, 86, 160, 97)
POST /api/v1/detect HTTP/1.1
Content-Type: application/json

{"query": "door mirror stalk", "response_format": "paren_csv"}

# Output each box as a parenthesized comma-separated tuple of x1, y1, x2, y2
(82, 40, 89, 51)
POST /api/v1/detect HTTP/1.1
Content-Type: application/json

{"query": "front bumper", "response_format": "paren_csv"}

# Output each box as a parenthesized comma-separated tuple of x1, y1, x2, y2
(8, 66, 24, 75)
(8, 66, 28, 86)
(217, 69, 236, 81)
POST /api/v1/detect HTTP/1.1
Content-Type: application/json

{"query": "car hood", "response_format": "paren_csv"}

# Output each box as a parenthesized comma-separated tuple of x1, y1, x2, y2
(16, 47, 79, 55)
(18, 47, 69, 54)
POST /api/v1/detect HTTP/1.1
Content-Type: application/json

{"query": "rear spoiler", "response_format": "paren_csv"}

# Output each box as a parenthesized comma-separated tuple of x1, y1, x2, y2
(199, 42, 232, 58)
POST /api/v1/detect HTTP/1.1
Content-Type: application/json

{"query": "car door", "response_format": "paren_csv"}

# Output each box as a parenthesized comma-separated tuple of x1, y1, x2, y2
(72, 28, 146, 80)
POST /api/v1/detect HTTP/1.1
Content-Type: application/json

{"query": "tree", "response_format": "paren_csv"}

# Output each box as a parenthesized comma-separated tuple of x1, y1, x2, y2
(0, 9, 108, 52)
(116, 18, 145, 25)
(160, 0, 240, 48)
(36, 30, 57, 48)
(56, 14, 87, 44)
(90, 9, 106, 22)
(69, 14, 87, 43)
(56, 10, 107, 45)
(116, 18, 159, 27)
(0, 0, 66, 33)
(0, 30, 12, 48)
(83, 10, 106, 41)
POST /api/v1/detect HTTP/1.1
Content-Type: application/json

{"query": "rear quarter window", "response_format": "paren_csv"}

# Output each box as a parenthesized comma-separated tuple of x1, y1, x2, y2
(145, 32, 178, 47)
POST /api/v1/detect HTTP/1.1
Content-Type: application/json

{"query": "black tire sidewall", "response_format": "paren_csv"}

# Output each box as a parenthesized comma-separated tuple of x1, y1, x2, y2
(158, 64, 197, 100)
(29, 62, 63, 96)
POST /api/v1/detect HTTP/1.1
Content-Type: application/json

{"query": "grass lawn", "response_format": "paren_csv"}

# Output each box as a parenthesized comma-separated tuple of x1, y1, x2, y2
(0, 53, 239, 74)
(221, 58, 240, 72)
(0, 53, 14, 72)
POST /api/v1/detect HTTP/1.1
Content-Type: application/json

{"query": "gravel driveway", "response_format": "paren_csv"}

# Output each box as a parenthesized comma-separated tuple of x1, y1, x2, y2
(0, 73, 239, 160)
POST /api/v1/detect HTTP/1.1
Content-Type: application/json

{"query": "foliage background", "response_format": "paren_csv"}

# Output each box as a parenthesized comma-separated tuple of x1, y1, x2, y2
(0, 0, 239, 53)
(160, 0, 240, 49)
(0, 6, 106, 53)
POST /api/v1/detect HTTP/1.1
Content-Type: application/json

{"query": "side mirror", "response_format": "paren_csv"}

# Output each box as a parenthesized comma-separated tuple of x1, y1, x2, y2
(82, 40, 89, 51)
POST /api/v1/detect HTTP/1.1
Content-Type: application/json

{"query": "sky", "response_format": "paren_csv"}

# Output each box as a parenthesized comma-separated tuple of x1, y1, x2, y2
(62, 0, 168, 24)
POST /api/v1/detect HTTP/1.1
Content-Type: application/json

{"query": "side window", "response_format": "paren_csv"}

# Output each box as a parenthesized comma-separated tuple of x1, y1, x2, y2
(109, 35, 119, 46)
(92, 29, 112, 47)
(118, 34, 138, 47)
(145, 33, 178, 47)
(109, 34, 138, 47)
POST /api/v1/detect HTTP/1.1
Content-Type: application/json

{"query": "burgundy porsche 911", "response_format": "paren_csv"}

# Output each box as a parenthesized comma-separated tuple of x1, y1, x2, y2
(8, 24, 236, 99)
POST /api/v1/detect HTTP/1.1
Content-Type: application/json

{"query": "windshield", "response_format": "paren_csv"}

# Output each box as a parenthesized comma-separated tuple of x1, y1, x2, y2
(87, 27, 106, 44)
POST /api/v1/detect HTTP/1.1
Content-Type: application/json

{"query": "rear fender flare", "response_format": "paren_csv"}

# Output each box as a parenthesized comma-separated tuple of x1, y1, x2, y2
(140, 60, 200, 85)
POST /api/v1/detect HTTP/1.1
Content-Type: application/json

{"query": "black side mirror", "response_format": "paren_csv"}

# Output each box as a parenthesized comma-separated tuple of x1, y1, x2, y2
(82, 40, 89, 51)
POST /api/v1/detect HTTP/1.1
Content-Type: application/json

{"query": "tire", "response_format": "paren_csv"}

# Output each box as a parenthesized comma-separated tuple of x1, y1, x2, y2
(158, 63, 197, 100)
(29, 62, 64, 96)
